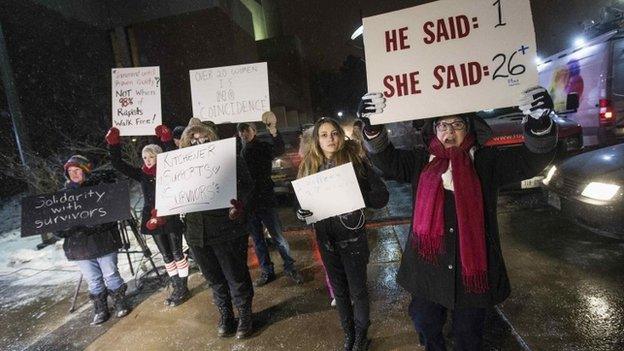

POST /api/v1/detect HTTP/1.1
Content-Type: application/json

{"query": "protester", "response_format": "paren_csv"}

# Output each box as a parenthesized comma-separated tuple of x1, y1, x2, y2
(180, 118, 255, 339)
(105, 125, 189, 306)
(237, 113, 303, 287)
(297, 117, 389, 351)
(55, 155, 131, 325)
(172, 125, 186, 148)
(359, 87, 558, 350)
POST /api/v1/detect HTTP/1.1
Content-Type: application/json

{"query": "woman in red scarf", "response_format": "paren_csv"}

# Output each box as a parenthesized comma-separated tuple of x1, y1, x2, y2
(359, 87, 558, 350)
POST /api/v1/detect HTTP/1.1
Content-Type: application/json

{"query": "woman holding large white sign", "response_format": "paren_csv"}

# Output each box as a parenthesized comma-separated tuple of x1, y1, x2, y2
(178, 118, 255, 339)
(296, 118, 388, 351)
(359, 87, 557, 350)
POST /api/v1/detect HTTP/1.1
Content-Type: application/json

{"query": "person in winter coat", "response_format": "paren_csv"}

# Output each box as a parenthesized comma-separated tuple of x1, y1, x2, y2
(359, 86, 558, 350)
(180, 117, 255, 339)
(296, 117, 389, 351)
(237, 114, 303, 287)
(105, 125, 189, 306)
(56, 155, 131, 325)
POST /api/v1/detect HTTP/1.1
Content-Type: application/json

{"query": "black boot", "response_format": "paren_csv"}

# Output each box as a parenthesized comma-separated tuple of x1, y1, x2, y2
(164, 275, 177, 306)
(169, 276, 190, 307)
(89, 290, 110, 325)
(352, 327, 370, 351)
(217, 304, 237, 337)
(108, 283, 131, 318)
(342, 319, 355, 351)
(235, 303, 253, 339)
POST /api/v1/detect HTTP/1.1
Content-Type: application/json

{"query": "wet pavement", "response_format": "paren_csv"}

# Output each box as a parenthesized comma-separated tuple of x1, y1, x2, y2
(2, 182, 623, 350)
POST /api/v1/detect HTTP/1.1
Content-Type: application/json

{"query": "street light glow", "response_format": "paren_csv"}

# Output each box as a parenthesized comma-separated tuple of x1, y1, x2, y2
(337, 111, 344, 117)
(350, 25, 363, 40)
(535, 56, 543, 65)
(574, 36, 586, 48)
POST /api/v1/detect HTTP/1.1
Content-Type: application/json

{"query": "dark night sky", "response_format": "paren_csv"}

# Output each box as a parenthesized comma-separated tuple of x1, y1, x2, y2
(277, 0, 618, 71)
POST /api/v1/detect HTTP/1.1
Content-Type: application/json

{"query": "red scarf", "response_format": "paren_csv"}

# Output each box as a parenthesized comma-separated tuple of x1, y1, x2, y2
(412, 134, 489, 294)
(142, 164, 156, 176)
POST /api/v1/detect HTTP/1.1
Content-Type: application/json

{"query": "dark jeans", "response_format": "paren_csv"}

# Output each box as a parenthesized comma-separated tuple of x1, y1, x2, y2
(408, 295, 486, 351)
(190, 235, 254, 308)
(318, 231, 370, 331)
(152, 231, 184, 263)
(247, 207, 295, 274)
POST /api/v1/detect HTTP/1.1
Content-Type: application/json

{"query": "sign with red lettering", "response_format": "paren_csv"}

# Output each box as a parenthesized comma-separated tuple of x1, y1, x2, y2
(362, 0, 537, 123)
(111, 66, 162, 136)
(190, 62, 270, 124)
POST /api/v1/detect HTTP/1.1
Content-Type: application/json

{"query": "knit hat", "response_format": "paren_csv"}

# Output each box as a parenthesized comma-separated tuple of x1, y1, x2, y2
(172, 126, 185, 140)
(63, 155, 93, 179)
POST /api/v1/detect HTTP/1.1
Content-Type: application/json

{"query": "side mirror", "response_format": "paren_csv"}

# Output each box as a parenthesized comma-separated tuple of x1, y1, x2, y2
(565, 93, 580, 112)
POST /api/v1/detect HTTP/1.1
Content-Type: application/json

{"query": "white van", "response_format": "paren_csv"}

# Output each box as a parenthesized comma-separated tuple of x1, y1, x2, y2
(538, 29, 624, 147)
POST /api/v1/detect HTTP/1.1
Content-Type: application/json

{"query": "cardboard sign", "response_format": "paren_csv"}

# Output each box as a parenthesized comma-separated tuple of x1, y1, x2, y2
(155, 137, 237, 216)
(111, 66, 162, 135)
(189, 62, 270, 124)
(363, 0, 537, 123)
(21, 182, 131, 237)
(291, 163, 365, 224)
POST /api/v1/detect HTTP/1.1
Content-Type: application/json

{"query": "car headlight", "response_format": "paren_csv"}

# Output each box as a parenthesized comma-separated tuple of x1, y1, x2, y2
(581, 182, 621, 201)
(543, 166, 557, 186)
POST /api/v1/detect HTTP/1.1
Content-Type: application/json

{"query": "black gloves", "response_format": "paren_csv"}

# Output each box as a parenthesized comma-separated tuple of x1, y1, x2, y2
(356, 92, 386, 135)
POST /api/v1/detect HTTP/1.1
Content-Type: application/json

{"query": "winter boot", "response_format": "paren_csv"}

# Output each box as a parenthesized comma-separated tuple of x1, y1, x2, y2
(235, 303, 253, 339)
(89, 290, 110, 325)
(217, 304, 237, 337)
(164, 275, 178, 306)
(108, 283, 131, 318)
(169, 276, 190, 307)
(342, 319, 355, 351)
(352, 327, 370, 351)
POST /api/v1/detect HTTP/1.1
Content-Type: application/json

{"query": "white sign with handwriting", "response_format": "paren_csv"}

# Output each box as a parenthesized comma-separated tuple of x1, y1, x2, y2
(111, 66, 162, 136)
(189, 62, 270, 124)
(155, 138, 236, 216)
(292, 162, 365, 224)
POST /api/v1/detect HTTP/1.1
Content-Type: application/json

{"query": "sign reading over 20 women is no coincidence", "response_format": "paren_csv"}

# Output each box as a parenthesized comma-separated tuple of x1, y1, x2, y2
(111, 66, 162, 136)
(363, 0, 538, 123)
(189, 62, 270, 124)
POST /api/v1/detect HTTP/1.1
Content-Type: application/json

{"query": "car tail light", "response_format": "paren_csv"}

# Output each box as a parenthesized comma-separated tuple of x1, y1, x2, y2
(599, 99, 615, 126)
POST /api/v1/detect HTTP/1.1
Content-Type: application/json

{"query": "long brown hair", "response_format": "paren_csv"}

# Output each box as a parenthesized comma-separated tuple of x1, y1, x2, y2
(297, 118, 365, 178)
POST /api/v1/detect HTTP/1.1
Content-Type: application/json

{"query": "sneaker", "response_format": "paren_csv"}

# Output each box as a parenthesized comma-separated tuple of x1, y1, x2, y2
(285, 269, 304, 284)
(253, 271, 276, 287)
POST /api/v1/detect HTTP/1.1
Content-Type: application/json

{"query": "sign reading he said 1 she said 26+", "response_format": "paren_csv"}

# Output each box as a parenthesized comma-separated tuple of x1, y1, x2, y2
(363, 0, 537, 123)
(20, 182, 132, 237)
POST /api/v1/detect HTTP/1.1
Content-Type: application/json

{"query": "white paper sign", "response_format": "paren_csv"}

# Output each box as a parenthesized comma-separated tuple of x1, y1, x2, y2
(363, 0, 537, 123)
(111, 66, 162, 135)
(292, 163, 365, 224)
(189, 62, 270, 124)
(155, 138, 236, 216)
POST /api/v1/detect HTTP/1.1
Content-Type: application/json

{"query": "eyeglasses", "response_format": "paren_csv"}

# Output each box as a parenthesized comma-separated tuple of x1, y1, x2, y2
(435, 120, 466, 132)
(190, 137, 209, 145)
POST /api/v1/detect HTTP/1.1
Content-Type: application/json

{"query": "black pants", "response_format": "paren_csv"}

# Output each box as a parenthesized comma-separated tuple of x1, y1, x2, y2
(408, 294, 486, 351)
(317, 230, 370, 331)
(190, 235, 253, 309)
(152, 231, 184, 263)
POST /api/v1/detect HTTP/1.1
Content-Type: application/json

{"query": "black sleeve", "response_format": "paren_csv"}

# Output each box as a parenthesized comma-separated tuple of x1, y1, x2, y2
(109, 144, 143, 182)
(363, 128, 427, 183)
(360, 162, 389, 209)
(236, 156, 254, 208)
(270, 131, 285, 158)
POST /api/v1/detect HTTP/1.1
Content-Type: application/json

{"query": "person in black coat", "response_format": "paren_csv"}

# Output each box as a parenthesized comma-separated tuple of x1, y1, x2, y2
(105, 125, 189, 306)
(297, 117, 389, 351)
(56, 155, 131, 325)
(359, 87, 558, 350)
(179, 118, 256, 339)
(237, 115, 303, 287)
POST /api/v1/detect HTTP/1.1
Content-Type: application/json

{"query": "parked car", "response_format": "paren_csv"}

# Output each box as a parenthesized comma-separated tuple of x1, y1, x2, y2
(255, 127, 303, 196)
(543, 143, 624, 239)
(477, 107, 583, 189)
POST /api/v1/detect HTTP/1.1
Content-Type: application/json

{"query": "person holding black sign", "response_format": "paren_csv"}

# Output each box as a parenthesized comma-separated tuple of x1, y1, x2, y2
(359, 87, 557, 350)
(296, 118, 389, 351)
(179, 118, 256, 339)
(105, 125, 189, 307)
(55, 155, 131, 325)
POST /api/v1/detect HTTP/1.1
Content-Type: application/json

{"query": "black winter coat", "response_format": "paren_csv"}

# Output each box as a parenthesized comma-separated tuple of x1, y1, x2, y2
(184, 156, 254, 247)
(109, 144, 184, 235)
(240, 133, 285, 210)
(365, 118, 557, 309)
(57, 177, 122, 261)
(313, 161, 389, 245)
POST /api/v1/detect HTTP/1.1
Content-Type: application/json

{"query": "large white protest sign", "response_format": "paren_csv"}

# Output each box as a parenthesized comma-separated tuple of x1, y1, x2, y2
(363, 0, 537, 123)
(292, 163, 365, 224)
(155, 138, 236, 216)
(111, 66, 162, 135)
(189, 62, 270, 124)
